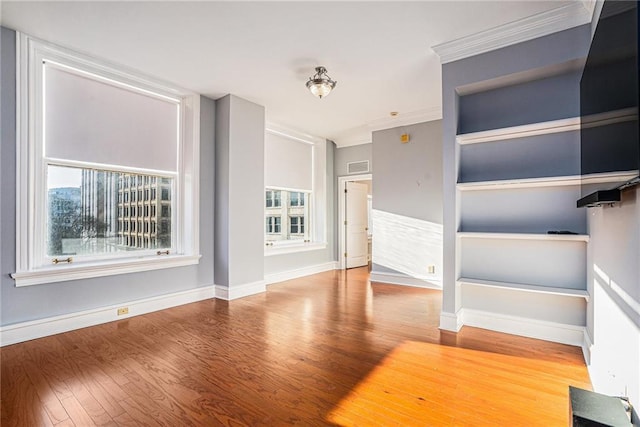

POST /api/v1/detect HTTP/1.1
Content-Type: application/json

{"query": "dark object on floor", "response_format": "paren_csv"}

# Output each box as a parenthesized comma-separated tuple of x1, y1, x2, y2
(569, 386, 632, 426)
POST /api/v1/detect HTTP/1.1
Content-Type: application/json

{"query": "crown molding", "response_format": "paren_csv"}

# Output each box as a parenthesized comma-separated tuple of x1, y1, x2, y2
(332, 106, 442, 148)
(367, 106, 441, 133)
(431, 2, 593, 64)
(265, 121, 325, 146)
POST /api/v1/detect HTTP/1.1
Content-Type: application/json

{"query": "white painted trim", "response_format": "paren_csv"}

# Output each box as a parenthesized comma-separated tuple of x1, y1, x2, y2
(11, 255, 202, 287)
(0, 286, 215, 347)
(264, 242, 327, 257)
(338, 174, 373, 270)
(457, 117, 580, 145)
(462, 308, 586, 347)
(431, 3, 592, 64)
(457, 232, 590, 242)
(457, 108, 637, 145)
(582, 328, 593, 365)
(265, 121, 325, 146)
(370, 271, 442, 290)
(214, 280, 266, 301)
(458, 277, 589, 301)
(367, 107, 442, 133)
(456, 171, 639, 191)
(265, 261, 338, 285)
(439, 310, 463, 332)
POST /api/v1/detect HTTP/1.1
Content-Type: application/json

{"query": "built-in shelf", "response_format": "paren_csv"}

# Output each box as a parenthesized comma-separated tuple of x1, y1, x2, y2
(457, 171, 639, 191)
(457, 116, 580, 145)
(457, 231, 590, 242)
(456, 108, 637, 145)
(458, 277, 590, 301)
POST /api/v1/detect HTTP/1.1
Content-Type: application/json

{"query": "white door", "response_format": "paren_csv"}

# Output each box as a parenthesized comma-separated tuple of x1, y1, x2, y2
(345, 181, 369, 269)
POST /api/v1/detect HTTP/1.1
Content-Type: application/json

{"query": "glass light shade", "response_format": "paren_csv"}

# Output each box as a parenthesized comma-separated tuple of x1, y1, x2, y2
(307, 79, 336, 98)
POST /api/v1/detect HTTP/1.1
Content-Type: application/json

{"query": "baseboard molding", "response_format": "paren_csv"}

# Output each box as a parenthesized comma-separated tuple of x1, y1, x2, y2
(265, 261, 338, 285)
(462, 308, 586, 347)
(370, 271, 442, 290)
(439, 310, 464, 332)
(582, 329, 593, 365)
(0, 285, 215, 347)
(215, 280, 266, 301)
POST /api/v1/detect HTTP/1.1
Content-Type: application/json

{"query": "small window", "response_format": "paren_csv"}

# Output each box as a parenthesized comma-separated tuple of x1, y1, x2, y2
(289, 216, 305, 235)
(266, 190, 281, 208)
(266, 216, 281, 234)
(289, 192, 305, 207)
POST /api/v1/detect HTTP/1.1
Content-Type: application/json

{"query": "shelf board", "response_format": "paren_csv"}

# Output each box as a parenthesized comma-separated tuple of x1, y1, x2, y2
(456, 108, 637, 145)
(457, 231, 589, 242)
(457, 117, 580, 145)
(458, 277, 590, 301)
(457, 171, 638, 191)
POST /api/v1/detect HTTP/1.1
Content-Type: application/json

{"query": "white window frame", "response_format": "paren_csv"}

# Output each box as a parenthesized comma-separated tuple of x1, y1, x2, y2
(264, 124, 327, 256)
(12, 33, 201, 287)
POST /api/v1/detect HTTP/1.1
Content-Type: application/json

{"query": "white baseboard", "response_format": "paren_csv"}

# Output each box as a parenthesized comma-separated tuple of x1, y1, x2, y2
(439, 310, 463, 332)
(582, 329, 593, 365)
(462, 308, 586, 347)
(265, 261, 338, 285)
(0, 285, 215, 347)
(370, 271, 442, 290)
(215, 280, 266, 300)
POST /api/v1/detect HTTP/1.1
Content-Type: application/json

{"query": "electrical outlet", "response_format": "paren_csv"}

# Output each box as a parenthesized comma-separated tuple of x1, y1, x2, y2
(428, 265, 435, 274)
(117, 307, 129, 316)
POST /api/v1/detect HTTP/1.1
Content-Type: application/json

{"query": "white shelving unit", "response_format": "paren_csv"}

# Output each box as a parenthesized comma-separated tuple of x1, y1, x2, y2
(454, 74, 594, 344)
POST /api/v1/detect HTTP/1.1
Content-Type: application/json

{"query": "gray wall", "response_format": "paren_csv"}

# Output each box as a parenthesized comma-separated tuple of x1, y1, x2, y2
(0, 27, 216, 326)
(373, 121, 442, 224)
(264, 141, 337, 275)
(370, 121, 443, 281)
(214, 95, 265, 287)
(335, 143, 372, 177)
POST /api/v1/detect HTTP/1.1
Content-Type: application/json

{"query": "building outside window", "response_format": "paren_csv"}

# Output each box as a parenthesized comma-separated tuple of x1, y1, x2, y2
(266, 216, 281, 234)
(289, 216, 304, 235)
(264, 189, 309, 243)
(266, 190, 281, 208)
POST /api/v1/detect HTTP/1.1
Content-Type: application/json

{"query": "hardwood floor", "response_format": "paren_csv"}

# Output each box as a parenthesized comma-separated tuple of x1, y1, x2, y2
(1, 267, 591, 426)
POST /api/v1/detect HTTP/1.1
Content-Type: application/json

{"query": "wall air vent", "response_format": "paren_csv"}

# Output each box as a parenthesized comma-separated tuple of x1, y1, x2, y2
(347, 160, 370, 174)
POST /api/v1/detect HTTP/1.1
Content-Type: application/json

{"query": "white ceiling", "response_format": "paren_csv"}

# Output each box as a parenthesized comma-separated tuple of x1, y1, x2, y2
(1, 1, 578, 146)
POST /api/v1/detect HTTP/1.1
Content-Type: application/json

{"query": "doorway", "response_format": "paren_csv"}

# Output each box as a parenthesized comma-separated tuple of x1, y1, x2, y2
(338, 174, 372, 270)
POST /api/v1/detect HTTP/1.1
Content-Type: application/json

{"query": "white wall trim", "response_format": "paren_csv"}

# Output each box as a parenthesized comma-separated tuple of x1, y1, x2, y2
(462, 308, 586, 347)
(439, 310, 464, 332)
(0, 285, 215, 347)
(582, 328, 593, 365)
(370, 271, 442, 290)
(214, 280, 266, 301)
(367, 107, 442, 133)
(431, 3, 592, 64)
(265, 261, 338, 285)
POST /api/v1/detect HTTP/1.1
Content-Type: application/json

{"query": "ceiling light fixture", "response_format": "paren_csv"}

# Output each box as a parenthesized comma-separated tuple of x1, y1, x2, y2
(306, 66, 337, 99)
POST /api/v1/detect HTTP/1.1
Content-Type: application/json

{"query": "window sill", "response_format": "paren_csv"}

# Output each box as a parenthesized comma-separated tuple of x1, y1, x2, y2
(11, 254, 201, 287)
(264, 242, 327, 257)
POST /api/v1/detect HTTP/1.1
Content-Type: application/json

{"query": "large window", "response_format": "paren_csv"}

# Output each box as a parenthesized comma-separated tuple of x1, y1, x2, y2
(12, 34, 200, 286)
(265, 126, 324, 249)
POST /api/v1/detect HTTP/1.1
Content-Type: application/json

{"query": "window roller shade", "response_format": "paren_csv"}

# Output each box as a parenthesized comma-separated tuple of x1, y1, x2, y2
(44, 64, 179, 172)
(265, 132, 313, 191)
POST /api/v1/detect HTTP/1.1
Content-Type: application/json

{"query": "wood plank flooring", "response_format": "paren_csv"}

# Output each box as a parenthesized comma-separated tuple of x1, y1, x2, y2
(1, 267, 591, 426)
